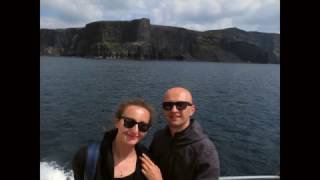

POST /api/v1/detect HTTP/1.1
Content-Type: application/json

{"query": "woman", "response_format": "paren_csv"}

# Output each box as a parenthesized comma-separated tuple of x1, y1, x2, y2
(72, 99, 162, 180)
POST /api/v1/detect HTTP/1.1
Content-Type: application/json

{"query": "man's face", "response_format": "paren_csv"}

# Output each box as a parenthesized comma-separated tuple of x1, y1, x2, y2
(162, 89, 195, 131)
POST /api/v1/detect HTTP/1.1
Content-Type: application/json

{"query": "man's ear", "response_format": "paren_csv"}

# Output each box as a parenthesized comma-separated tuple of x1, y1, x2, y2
(190, 104, 196, 116)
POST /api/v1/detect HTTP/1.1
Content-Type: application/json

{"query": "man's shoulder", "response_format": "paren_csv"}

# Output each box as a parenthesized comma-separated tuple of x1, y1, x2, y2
(186, 123, 217, 150)
(190, 136, 219, 160)
(201, 136, 217, 149)
(191, 120, 218, 145)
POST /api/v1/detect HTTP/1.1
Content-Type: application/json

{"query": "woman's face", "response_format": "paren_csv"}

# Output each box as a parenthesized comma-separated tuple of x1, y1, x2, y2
(116, 105, 151, 146)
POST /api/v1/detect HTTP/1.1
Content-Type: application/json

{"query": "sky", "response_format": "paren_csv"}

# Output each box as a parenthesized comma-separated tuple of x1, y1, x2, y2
(40, 0, 280, 33)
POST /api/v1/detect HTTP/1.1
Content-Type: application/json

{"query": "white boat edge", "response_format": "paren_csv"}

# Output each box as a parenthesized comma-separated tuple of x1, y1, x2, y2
(220, 175, 280, 180)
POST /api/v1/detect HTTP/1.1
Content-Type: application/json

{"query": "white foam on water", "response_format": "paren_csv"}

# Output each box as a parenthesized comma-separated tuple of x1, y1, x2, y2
(40, 161, 74, 180)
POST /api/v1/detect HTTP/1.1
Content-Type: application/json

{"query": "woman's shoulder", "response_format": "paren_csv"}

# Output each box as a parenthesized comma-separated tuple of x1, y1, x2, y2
(72, 145, 89, 180)
(72, 145, 88, 165)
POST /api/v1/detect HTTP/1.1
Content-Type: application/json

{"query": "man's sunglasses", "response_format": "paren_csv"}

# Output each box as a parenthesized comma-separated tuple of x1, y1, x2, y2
(162, 101, 193, 111)
(121, 116, 151, 132)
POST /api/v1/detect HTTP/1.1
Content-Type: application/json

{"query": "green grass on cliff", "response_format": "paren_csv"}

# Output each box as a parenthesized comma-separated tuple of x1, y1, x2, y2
(102, 41, 121, 50)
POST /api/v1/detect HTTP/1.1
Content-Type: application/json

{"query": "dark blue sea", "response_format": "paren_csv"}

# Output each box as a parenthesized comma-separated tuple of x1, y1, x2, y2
(40, 56, 280, 179)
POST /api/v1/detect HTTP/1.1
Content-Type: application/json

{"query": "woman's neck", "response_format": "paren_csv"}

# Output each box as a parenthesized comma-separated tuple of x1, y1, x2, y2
(112, 134, 137, 178)
(113, 134, 136, 160)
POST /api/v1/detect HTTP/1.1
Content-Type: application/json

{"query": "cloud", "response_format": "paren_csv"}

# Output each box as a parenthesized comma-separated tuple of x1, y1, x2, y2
(40, 16, 85, 29)
(149, 0, 279, 32)
(40, 0, 279, 33)
(181, 18, 234, 31)
(41, 0, 103, 24)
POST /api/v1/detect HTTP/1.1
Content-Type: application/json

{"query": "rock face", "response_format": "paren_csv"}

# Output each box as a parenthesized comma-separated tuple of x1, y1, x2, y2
(40, 18, 280, 64)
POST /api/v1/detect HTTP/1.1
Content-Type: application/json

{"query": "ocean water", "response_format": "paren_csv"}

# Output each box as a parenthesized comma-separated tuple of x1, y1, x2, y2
(40, 56, 280, 180)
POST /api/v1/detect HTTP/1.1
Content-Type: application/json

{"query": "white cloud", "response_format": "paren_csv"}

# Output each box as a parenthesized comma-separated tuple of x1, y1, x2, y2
(183, 18, 234, 31)
(41, 0, 103, 24)
(96, 0, 146, 10)
(210, 18, 234, 30)
(147, 0, 279, 32)
(173, 0, 221, 17)
(40, 16, 85, 29)
(40, 0, 279, 33)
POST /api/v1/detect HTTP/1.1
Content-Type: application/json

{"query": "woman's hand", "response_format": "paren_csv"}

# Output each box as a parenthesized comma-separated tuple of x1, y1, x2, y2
(140, 153, 163, 180)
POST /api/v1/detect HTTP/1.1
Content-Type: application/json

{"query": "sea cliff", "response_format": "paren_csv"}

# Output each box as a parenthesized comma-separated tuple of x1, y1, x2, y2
(40, 18, 280, 64)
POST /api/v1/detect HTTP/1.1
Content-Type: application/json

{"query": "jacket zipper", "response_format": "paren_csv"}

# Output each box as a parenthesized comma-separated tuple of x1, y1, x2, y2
(167, 136, 175, 179)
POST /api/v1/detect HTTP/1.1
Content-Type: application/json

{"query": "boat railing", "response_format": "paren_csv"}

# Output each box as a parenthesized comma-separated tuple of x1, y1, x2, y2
(219, 175, 280, 180)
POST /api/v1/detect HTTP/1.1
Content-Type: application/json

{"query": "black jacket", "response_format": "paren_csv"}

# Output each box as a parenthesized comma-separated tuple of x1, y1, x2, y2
(72, 129, 148, 180)
(149, 119, 220, 180)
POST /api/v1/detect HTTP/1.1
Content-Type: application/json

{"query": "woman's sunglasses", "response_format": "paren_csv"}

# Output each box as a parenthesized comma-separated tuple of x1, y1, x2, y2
(121, 116, 151, 132)
(162, 101, 193, 111)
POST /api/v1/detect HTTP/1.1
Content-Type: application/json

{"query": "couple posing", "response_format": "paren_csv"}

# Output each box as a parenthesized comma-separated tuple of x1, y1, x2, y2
(73, 87, 220, 180)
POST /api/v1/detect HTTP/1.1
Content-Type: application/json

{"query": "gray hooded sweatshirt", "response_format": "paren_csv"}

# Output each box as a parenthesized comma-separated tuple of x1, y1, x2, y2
(149, 119, 220, 180)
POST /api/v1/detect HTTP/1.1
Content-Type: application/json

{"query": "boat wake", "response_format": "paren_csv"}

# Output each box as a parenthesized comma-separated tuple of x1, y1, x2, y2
(40, 161, 74, 180)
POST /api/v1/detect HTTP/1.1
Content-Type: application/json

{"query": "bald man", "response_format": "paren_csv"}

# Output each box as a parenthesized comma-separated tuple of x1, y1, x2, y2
(148, 87, 220, 180)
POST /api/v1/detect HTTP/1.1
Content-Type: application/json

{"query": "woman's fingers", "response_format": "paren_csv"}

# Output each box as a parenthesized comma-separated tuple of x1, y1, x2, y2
(141, 160, 150, 171)
(141, 158, 154, 180)
(140, 154, 154, 167)
(141, 153, 155, 166)
(140, 153, 163, 180)
(141, 168, 147, 175)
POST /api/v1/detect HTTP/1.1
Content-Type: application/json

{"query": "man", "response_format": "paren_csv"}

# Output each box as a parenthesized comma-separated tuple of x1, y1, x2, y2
(143, 87, 220, 180)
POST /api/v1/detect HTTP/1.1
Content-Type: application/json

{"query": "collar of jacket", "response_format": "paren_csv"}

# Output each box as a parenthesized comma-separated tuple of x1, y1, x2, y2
(165, 119, 207, 146)
(99, 128, 147, 179)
